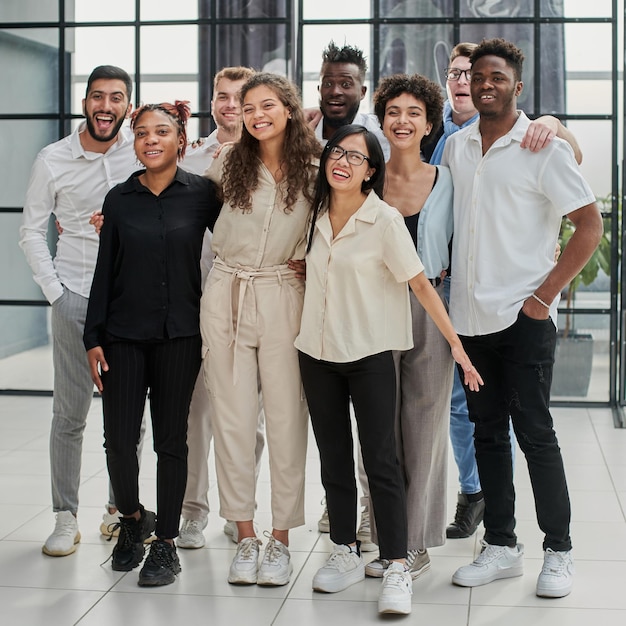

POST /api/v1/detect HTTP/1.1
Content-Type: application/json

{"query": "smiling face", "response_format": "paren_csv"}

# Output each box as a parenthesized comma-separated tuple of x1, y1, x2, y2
(82, 78, 131, 143)
(318, 62, 366, 129)
(382, 93, 432, 151)
(132, 109, 184, 172)
(325, 133, 375, 196)
(470, 54, 523, 119)
(211, 77, 246, 134)
(242, 84, 291, 144)
(446, 55, 476, 124)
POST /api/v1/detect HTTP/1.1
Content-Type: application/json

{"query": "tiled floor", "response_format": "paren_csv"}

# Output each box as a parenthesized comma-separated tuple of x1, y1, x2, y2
(0, 396, 625, 625)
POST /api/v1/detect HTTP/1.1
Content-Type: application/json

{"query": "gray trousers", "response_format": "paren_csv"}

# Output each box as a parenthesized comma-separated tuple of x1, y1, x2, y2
(50, 287, 142, 513)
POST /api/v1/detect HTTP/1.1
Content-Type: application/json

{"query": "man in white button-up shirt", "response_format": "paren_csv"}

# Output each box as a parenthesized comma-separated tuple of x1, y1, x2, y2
(19, 66, 135, 557)
(442, 38, 602, 599)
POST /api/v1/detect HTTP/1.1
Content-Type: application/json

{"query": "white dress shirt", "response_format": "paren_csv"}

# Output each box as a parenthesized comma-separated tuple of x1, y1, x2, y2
(19, 123, 136, 303)
(442, 111, 596, 336)
(295, 191, 424, 362)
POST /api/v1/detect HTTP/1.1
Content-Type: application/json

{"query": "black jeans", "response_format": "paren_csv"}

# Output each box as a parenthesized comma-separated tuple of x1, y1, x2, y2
(102, 335, 201, 539)
(299, 350, 407, 560)
(460, 311, 572, 552)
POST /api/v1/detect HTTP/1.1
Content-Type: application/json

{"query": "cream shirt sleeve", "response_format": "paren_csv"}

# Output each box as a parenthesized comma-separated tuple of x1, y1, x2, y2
(382, 212, 424, 283)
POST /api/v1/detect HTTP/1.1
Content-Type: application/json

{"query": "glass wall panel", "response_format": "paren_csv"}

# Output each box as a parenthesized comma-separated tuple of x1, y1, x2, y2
(303, 0, 368, 19)
(215, 24, 288, 75)
(0, 305, 52, 391)
(302, 24, 371, 110)
(218, 0, 287, 19)
(140, 0, 197, 20)
(379, 23, 453, 83)
(0, 120, 58, 207)
(72, 0, 135, 22)
(460, 0, 534, 18)
(0, 213, 52, 302)
(0, 29, 59, 115)
(568, 120, 613, 198)
(0, 1, 58, 22)
(70, 27, 136, 113)
(380, 0, 450, 19)
(557, 0, 612, 18)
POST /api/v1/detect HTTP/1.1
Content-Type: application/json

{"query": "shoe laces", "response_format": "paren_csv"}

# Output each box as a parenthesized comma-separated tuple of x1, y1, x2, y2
(262, 533, 286, 564)
(474, 540, 509, 565)
(326, 545, 357, 569)
(110, 518, 134, 547)
(237, 537, 261, 561)
(382, 563, 412, 591)
(406, 549, 425, 568)
(182, 519, 204, 533)
(541, 548, 571, 576)
(453, 501, 470, 525)
(146, 540, 175, 568)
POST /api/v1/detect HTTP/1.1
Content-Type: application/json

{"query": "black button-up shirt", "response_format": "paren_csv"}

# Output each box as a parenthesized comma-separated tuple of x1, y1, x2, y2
(84, 168, 221, 349)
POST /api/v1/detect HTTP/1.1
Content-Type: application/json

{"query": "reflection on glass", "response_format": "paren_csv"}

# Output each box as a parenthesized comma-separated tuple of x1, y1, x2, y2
(218, 0, 287, 19)
(0, 305, 52, 392)
(0, 1, 58, 22)
(0, 120, 58, 207)
(460, 0, 534, 17)
(0, 29, 59, 114)
(303, 0, 367, 19)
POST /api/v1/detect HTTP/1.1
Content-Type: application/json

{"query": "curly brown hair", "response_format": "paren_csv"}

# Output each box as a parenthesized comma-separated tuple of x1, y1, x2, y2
(221, 73, 321, 213)
(373, 74, 444, 147)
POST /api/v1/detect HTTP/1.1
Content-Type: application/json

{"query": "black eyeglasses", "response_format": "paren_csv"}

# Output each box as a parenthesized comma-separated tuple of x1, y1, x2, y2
(327, 145, 370, 166)
(445, 68, 472, 82)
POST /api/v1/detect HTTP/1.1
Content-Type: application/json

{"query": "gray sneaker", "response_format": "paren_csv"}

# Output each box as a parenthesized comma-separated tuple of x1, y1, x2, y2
(356, 505, 377, 552)
(177, 518, 208, 549)
(318, 498, 330, 533)
(366, 549, 430, 580)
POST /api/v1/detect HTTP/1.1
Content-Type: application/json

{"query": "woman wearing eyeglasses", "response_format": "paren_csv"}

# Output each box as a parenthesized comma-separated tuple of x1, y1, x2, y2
(295, 124, 482, 616)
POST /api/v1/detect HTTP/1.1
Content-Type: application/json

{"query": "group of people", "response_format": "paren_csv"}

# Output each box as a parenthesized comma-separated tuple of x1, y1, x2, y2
(19, 36, 602, 616)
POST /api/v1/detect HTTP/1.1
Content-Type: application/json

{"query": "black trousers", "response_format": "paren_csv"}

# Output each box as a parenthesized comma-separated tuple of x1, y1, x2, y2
(460, 311, 572, 552)
(101, 335, 201, 539)
(299, 350, 407, 560)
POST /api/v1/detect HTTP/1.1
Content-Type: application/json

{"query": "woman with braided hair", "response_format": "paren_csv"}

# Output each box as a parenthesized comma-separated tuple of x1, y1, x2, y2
(84, 101, 222, 587)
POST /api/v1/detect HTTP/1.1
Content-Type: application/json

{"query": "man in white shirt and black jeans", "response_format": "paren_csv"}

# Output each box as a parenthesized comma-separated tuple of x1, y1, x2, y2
(443, 38, 602, 599)
(19, 65, 136, 556)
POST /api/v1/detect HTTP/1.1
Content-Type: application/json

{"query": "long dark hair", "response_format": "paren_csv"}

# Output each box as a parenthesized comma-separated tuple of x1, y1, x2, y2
(306, 124, 386, 253)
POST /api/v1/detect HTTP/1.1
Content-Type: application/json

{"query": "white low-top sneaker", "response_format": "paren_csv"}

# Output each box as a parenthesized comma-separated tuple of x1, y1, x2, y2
(452, 540, 524, 587)
(257, 534, 292, 586)
(313, 544, 364, 593)
(228, 537, 262, 584)
(177, 518, 208, 549)
(378, 561, 413, 615)
(536, 548, 574, 598)
(42, 511, 81, 557)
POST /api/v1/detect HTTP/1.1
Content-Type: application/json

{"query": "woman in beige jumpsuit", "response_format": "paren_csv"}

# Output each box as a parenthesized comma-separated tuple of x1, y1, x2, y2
(200, 73, 320, 587)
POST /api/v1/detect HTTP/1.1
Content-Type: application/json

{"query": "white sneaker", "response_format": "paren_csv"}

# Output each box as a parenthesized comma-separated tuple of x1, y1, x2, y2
(42, 511, 81, 557)
(257, 534, 292, 586)
(378, 561, 413, 614)
(356, 505, 377, 552)
(100, 506, 120, 538)
(177, 518, 208, 549)
(312, 544, 365, 593)
(223, 520, 239, 543)
(452, 540, 524, 587)
(536, 548, 574, 598)
(318, 498, 330, 533)
(228, 537, 261, 584)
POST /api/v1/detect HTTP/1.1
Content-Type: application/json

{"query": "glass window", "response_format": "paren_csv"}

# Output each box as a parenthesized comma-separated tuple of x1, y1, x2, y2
(0, 120, 59, 208)
(0, 305, 52, 392)
(304, 0, 368, 19)
(0, 29, 59, 115)
(461, 0, 533, 18)
(218, 0, 287, 19)
(0, 1, 58, 22)
(72, 0, 135, 22)
(556, 0, 612, 18)
(140, 0, 197, 20)
(216, 24, 289, 76)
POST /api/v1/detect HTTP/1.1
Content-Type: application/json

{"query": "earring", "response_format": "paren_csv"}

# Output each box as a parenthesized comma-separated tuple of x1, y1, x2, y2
(365, 176, 370, 182)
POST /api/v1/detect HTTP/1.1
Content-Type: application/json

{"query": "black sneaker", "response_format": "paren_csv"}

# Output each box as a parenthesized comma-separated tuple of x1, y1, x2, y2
(138, 539, 181, 587)
(446, 493, 485, 539)
(110, 507, 156, 571)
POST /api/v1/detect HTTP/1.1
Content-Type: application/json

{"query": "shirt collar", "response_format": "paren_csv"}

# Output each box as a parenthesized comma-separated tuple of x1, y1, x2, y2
(120, 166, 192, 194)
(70, 122, 134, 160)
(468, 110, 530, 146)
